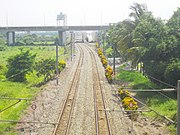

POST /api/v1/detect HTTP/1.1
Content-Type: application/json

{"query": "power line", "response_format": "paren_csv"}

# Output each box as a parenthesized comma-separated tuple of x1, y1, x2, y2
(145, 83, 175, 100)
(111, 74, 177, 128)
(113, 88, 176, 92)
(0, 100, 21, 113)
(110, 82, 176, 124)
(112, 81, 175, 123)
(120, 64, 177, 99)
(125, 92, 175, 124)
(144, 73, 176, 89)
(0, 69, 29, 82)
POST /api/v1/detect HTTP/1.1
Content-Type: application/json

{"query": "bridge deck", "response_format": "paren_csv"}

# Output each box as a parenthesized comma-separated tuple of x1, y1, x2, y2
(0, 25, 109, 32)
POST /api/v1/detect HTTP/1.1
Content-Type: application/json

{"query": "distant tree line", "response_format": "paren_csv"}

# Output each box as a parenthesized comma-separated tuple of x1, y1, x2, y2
(16, 34, 57, 45)
(0, 34, 7, 51)
(106, 3, 180, 86)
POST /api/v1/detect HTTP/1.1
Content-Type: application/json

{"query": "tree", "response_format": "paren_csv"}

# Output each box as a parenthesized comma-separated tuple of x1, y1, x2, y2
(129, 2, 148, 24)
(132, 13, 169, 81)
(107, 3, 149, 65)
(166, 8, 180, 59)
(0, 36, 7, 51)
(164, 8, 180, 85)
(35, 58, 55, 82)
(165, 58, 180, 86)
(6, 50, 36, 82)
(106, 3, 180, 85)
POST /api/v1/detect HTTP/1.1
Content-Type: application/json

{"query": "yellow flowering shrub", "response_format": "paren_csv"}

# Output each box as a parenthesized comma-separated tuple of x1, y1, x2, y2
(105, 65, 113, 83)
(58, 60, 66, 72)
(122, 97, 138, 110)
(102, 59, 108, 67)
(106, 66, 113, 75)
(100, 55, 106, 60)
(98, 48, 103, 57)
(101, 55, 107, 67)
(95, 43, 99, 48)
(96, 47, 113, 83)
(59, 60, 66, 68)
(118, 89, 139, 120)
(118, 89, 130, 99)
(118, 89, 138, 112)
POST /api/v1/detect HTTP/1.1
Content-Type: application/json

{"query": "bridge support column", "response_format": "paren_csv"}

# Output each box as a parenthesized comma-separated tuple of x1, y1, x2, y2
(58, 31, 63, 46)
(7, 31, 15, 46)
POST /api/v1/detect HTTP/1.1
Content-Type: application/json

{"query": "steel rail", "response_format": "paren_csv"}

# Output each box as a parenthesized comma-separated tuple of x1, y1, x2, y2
(52, 44, 84, 135)
(65, 45, 84, 135)
(92, 58, 99, 135)
(85, 45, 112, 135)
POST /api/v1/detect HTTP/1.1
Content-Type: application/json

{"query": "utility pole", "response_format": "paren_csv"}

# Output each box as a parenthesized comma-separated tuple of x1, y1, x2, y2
(6, 11, 8, 27)
(70, 32, 73, 61)
(177, 80, 180, 135)
(101, 31, 103, 51)
(113, 43, 116, 76)
(55, 39, 59, 85)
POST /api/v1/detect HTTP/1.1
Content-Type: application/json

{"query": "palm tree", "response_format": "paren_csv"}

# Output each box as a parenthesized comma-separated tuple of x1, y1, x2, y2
(107, 3, 149, 68)
(129, 2, 148, 24)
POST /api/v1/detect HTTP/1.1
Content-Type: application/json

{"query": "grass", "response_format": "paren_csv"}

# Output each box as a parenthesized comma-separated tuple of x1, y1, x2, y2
(0, 45, 70, 134)
(116, 68, 177, 134)
(0, 46, 66, 64)
(0, 81, 38, 135)
(117, 69, 156, 89)
(144, 95, 177, 118)
(33, 41, 55, 45)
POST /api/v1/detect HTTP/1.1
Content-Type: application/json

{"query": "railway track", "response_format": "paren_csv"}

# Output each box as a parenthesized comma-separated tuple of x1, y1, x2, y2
(53, 44, 112, 135)
(52, 45, 84, 135)
(85, 45, 112, 135)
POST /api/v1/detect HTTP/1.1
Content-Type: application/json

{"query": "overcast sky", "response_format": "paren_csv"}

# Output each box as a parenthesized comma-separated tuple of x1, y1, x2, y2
(0, 0, 179, 26)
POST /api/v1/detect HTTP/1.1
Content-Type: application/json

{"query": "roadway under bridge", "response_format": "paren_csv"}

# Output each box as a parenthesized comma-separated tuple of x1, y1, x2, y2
(0, 25, 109, 45)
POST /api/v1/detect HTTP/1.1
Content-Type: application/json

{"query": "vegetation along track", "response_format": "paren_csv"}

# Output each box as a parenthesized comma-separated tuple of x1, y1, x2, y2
(85, 45, 112, 135)
(52, 45, 84, 135)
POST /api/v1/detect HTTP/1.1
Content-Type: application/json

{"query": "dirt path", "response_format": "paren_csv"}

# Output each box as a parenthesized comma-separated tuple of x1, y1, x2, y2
(17, 43, 170, 135)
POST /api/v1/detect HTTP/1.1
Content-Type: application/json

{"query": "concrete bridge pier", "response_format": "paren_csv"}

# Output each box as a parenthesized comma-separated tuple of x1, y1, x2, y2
(58, 31, 66, 46)
(7, 31, 15, 45)
(58, 31, 63, 46)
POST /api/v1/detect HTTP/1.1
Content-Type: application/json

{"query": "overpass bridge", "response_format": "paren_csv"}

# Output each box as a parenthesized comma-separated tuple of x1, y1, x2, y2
(0, 25, 109, 45)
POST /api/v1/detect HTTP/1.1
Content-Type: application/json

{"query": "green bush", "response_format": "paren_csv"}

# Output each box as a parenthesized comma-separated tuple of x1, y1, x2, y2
(105, 47, 113, 58)
(165, 58, 180, 86)
(6, 50, 36, 82)
(0, 64, 7, 80)
(0, 38, 7, 51)
(35, 58, 55, 82)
